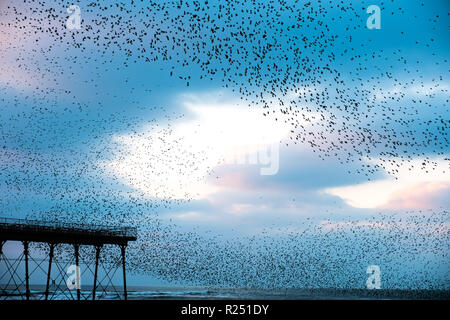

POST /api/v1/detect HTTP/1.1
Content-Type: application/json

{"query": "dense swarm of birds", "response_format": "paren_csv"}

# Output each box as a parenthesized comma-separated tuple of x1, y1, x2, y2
(25, 209, 450, 291)
(0, 0, 449, 290)
(124, 210, 450, 290)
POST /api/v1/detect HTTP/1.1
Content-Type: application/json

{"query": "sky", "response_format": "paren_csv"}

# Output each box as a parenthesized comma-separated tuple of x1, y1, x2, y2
(0, 0, 449, 290)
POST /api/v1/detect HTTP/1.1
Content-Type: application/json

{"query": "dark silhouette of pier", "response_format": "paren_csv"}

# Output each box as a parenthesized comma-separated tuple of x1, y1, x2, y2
(0, 217, 137, 300)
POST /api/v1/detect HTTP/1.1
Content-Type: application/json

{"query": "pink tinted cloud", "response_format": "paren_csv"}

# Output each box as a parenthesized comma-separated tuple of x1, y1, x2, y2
(206, 165, 257, 190)
(380, 181, 450, 210)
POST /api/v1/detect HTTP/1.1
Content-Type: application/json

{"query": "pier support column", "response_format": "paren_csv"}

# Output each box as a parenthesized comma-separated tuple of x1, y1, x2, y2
(74, 244, 80, 300)
(0, 240, 4, 268)
(121, 245, 127, 300)
(92, 245, 101, 300)
(45, 243, 54, 300)
(23, 241, 30, 300)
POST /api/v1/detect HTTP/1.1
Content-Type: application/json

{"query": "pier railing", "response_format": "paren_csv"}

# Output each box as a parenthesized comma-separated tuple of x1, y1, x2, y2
(0, 217, 137, 239)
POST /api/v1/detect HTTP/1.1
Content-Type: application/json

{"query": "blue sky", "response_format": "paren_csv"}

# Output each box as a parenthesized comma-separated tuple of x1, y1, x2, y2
(0, 0, 449, 289)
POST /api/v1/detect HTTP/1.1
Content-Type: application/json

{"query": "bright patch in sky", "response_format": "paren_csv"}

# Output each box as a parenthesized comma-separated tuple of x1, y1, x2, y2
(104, 94, 297, 200)
(325, 158, 450, 209)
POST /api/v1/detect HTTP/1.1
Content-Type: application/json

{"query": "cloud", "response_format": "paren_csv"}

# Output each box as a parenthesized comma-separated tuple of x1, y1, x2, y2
(325, 157, 450, 209)
(380, 181, 450, 210)
(103, 92, 302, 200)
(0, 15, 55, 92)
(370, 81, 449, 101)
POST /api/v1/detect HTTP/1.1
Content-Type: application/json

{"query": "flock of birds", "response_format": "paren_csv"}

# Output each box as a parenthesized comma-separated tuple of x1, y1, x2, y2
(0, 0, 449, 290)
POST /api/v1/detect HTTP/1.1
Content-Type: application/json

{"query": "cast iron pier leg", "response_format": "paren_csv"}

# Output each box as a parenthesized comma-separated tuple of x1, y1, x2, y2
(0, 240, 3, 268)
(45, 243, 54, 300)
(92, 245, 101, 300)
(121, 245, 127, 300)
(74, 244, 80, 300)
(23, 241, 30, 300)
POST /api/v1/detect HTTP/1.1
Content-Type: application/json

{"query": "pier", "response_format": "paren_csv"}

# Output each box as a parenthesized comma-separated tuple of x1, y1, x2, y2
(0, 217, 137, 300)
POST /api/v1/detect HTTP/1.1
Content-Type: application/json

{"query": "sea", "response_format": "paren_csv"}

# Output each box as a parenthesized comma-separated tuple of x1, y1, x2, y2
(1, 285, 449, 300)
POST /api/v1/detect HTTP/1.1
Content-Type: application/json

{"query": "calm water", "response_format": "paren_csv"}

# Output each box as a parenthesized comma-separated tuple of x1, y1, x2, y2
(1, 285, 449, 300)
